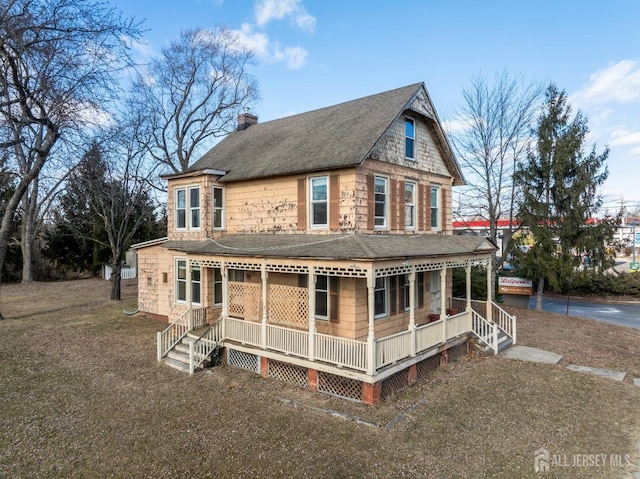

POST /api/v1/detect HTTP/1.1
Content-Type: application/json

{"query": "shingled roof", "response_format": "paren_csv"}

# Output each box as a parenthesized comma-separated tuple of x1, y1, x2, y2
(161, 233, 496, 261)
(183, 83, 459, 183)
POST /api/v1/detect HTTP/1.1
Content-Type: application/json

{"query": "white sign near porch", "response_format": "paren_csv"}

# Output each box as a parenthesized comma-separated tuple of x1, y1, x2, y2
(498, 276, 533, 295)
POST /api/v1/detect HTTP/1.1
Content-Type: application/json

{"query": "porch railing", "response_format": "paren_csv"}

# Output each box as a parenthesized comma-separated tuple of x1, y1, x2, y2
(315, 333, 368, 371)
(157, 306, 209, 361)
(471, 310, 498, 353)
(267, 324, 308, 357)
(451, 297, 516, 344)
(187, 318, 223, 374)
(157, 309, 190, 361)
(376, 329, 412, 369)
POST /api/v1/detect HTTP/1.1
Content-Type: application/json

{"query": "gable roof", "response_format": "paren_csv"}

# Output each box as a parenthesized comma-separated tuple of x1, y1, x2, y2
(183, 83, 462, 184)
(161, 233, 496, 261)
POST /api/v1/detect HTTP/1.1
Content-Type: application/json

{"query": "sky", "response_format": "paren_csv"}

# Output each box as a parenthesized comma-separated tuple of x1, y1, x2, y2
(109, 0, 640, 214)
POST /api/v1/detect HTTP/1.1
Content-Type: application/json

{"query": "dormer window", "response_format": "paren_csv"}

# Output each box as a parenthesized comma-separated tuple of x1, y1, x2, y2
(405, 118, 415, 160)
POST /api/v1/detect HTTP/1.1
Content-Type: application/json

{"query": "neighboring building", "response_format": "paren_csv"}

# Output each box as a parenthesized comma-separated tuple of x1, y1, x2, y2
(135, 83, 516, 404)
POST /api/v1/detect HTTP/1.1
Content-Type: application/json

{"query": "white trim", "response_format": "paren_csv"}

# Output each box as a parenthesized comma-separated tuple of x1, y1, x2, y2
(404, 180, 416, 230)
(430, 185, 440, 231)
(309, 175, 329, 229)
(175, 257, 187, 303)
(175, 188, 187, 231)
(373, 176, 388, 230)
(212, 186, 225, 230)
(188, 186, 201, 230)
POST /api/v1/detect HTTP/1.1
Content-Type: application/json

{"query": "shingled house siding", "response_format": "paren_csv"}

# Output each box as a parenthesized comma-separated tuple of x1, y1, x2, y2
(297, 177, 306, 230)
(329, 174, 340, 230)
(225, 176, 299, 234)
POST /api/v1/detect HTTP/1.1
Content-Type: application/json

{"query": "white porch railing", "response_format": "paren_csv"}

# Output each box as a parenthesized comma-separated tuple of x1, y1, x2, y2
(471, 310, 498, 353)
(315, 333, 368, 371)
(376, 329, 412, 369)
(157, 309, 190, 361)
(226, 316, 261, 347)
(416, 320, 443, 351)
(446, 311, 470, 340)
(188, 318, 223, 374)
(451, 297, 516, 344)
(157, 306, 208, 361)
(267, 324, 309, 357)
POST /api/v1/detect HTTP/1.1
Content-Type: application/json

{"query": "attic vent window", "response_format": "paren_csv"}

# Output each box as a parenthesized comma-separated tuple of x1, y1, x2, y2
(405, 118, 415, 160)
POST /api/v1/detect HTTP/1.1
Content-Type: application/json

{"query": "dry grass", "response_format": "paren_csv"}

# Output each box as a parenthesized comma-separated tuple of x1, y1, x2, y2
(0, 279, 638, 478)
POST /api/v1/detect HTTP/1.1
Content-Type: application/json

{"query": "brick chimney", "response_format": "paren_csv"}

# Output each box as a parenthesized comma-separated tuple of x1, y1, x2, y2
(237, 109, 258, 131)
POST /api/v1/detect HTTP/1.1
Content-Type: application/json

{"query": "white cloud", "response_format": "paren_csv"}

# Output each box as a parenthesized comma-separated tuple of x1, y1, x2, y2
(255, 0, 316, 33)
(234, 23, 270, 58)
(442, 117, 472, 135)
(574, 59, 640, 105)
(233, 24, 308, 70)
(610, 129, 640, 147)
(630, 146, 640, 156)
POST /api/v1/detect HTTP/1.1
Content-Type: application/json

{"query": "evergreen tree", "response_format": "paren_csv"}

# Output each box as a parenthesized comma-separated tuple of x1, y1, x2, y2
(513, 84, 617, 309)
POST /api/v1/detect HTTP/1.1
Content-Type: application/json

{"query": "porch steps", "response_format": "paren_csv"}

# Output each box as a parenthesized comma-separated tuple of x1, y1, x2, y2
(162, 332, 211, 373)
(477, 329, 513, 355)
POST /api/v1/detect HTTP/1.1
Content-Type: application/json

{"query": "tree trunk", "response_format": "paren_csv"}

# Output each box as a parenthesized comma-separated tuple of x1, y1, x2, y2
(110, 262, 122, 301)
(20, 184, 38, 283)
(535, 276, 544, 311)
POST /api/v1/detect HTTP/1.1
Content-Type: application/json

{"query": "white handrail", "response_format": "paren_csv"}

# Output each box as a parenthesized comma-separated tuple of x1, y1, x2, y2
(471, 310, 498, 354)
(492, 301, 517, 344)
(157, 309, 190, 361)
(188, 318, 223, 374)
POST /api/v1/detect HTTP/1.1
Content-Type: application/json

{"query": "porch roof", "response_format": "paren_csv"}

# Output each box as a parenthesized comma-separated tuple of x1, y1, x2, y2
(161, 233, 496, 261)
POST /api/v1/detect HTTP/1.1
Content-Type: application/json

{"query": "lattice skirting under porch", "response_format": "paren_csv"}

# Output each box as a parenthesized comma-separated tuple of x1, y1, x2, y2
(223, 339, 469, 405)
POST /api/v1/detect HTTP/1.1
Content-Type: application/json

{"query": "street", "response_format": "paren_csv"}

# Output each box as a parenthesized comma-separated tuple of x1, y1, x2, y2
(528, 295, 640, 330)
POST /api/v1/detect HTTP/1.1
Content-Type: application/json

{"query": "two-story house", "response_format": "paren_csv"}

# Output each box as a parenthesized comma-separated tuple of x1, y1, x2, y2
(135, 83, 516, 404)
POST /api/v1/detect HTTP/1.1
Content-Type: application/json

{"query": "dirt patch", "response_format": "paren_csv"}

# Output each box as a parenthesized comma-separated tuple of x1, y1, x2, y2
(0, 279, 638, 478)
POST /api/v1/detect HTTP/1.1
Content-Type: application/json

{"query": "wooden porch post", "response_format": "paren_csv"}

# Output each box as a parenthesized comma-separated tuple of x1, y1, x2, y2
(261, 263, 268, 349)
(186, 259, 193, 330)
(486, 258, 493, 323)
(466, 261, 472, 312)
(408, 267, 416, 357)
(366, 270, 376, 376)
(440, 267, 447, 343)
(221, 261, 227, 339)
(308, 266, 316, 362)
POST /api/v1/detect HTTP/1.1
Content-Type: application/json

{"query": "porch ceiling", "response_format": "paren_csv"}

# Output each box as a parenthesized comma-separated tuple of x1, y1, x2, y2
(162, 233, 496, 261)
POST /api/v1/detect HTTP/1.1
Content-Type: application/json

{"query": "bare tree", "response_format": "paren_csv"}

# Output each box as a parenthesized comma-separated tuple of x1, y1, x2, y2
(78, 119, 161, 300)
(133, 27, 259, 175)
(450, 72, 543, 251)
(0, 0, 141, 315)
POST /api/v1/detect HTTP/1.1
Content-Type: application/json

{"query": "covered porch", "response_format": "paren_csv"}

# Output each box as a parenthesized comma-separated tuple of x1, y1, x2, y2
(157, 234, 515, 386)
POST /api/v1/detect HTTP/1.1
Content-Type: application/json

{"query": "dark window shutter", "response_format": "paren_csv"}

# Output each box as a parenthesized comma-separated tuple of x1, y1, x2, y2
(441, 187, 447, 232)
(398, 180, 405, 231)
(367, 174, 374, 230)
(389, 276, 397, 315)
(329, 174, 340, 230)
(329, 276, 340, 322)
(390, 179, 398, 231)
(425, 183, 432, 231)
(418, 184, 425, 231)
(297, 178, 306, 230)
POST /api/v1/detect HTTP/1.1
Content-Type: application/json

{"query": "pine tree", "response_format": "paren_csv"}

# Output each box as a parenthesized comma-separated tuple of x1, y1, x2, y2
(513, 84, 616, 309)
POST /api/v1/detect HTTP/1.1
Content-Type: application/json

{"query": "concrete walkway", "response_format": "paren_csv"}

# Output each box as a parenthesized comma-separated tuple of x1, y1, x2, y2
(502, 345, 634, 384)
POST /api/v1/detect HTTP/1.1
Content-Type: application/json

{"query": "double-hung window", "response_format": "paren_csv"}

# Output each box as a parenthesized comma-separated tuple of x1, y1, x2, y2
(176, 259, 187, 302)
(315, 275, 339, 320)
(175, 186, 200, 230)
(405, 118, 415, 160)
(175, 259, 201, 304)
(431, 186, 440, 230)
(374, 277, 387, 318)
(310, 176, 328, 228)
(213, 268, 222, 306)
(191, 265, 201, 305)
(189, 187, 200, 229)
(405, 181, 416, 230)
(176, 189, 187, 229)
(212, 186, 224, 229)
(374, 176, 388, 229)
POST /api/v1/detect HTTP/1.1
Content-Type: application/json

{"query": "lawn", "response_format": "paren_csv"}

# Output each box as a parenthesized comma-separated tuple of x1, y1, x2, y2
(0, 279, 638, 478)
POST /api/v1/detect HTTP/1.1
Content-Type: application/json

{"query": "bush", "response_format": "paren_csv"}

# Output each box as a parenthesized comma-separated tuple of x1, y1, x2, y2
(452, 266, 488, 300)
(571, 271, 640, 297)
